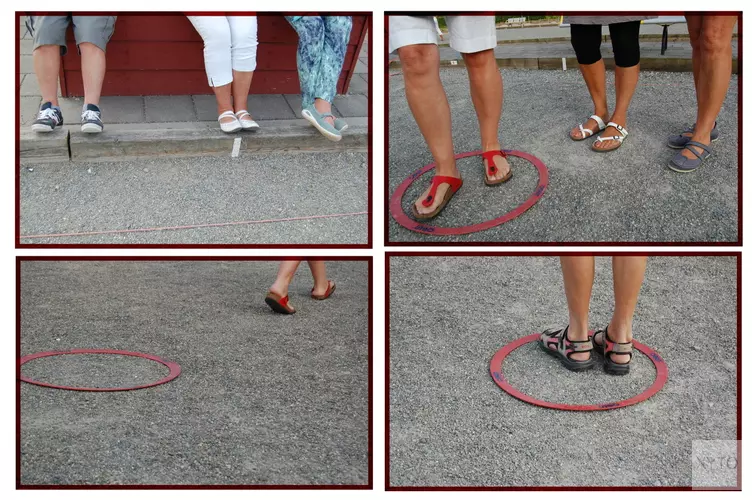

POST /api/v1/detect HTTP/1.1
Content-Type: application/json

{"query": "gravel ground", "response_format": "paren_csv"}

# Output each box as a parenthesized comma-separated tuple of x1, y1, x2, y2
(20, 260, 370, 486)
(388, 69, 738, 243)
(389, 256, 737, 487)
(20, 151, 368, 245)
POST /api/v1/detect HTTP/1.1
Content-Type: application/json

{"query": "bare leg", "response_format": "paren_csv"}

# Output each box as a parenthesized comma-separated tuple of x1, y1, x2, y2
(560, 256, 596, 361)
(681, 15, 736, 160)
(307, 261, 329, 295)
(569, 60, 609, 139)
(686, 15, 703, 99)
(231, 69, 254, 116)
(399, 44, 458, 215)
(79, 42, 106, 106)
(33, 45, 61, 106)
(212, 83, 235, 123)
(269, 261, 303, 297)
(462, 49, 509, 181)
(594, 64, 639, 150)
(603, 256, 648, 364)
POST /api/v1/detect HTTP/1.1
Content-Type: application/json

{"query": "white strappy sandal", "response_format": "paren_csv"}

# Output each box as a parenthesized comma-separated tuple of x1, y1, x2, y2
(571, 114, 606, 141)
(218, 110, 242, 133)
(593, 122, 629, 152)
(235, 109, 260, 130)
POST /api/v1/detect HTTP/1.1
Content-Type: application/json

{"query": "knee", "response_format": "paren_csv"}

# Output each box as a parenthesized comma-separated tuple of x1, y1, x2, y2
(699, 28, 732, 54)
(78, 42, 104, 56)
(462, 49, 493, 69)
(33, 44, 59, 56)
(399, 45, 435, 78)
(325, 18, 352, 40)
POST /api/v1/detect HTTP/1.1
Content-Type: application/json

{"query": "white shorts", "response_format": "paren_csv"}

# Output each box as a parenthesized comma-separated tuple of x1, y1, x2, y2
(388, 16, 497, 54)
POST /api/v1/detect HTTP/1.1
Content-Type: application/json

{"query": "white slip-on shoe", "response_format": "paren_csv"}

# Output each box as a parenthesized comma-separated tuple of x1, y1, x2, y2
(235, 110, 260, 130)
(218, 110, 242, 133)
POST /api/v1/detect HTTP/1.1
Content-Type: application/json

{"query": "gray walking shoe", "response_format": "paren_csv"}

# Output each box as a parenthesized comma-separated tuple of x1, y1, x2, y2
(668, 140, 712, 173)
(301, 105, 342, 142)
(667, 122, 719, 149)
(334, 117, 348, 132)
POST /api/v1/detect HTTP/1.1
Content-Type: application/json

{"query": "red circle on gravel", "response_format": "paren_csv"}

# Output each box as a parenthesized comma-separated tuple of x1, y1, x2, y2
(19, 349, 181, 392)
(389, 150, 548, 236)
(489, 333, 668, 411)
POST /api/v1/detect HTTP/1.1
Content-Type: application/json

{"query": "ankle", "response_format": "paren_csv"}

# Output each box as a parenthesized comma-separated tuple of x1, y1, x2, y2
(482, 141, 501, 152)
(607, 321, 632, 342)
(609, 113, 627, 126)
(567, 322, 589, 341)
(594, 108, 609, 120)
(435, 161, 459, 177)
(269, 282, 289, 297)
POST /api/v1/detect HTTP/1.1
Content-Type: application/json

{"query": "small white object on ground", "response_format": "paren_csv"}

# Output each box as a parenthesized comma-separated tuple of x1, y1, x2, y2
(231, 137, 241, 158)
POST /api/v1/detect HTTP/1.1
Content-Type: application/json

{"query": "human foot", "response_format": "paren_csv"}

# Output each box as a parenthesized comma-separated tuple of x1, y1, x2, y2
(570, 114, 607, 140)
(311, 280, 336, 300)
(667, 122, 719, 149)
(265, 287, 295, 314)
(235, 109, 259, 130)
(218, 110, 242, 133)
(539, 326, 595, 371)
(592, 121, 628, 152)
(482, 146, 511, 185)
(314, 99, 337, 127)
(592, 326, 633, 374)
(412, 173, 462, 219)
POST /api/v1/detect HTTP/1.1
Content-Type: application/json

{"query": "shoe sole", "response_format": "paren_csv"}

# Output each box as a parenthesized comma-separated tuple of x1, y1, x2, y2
(264, 297, 295, 314)
(538, 341, 594, 372)
(81, 124, 103, 133)
(302, 110, 342, 142)
(31, 124, 54, 133)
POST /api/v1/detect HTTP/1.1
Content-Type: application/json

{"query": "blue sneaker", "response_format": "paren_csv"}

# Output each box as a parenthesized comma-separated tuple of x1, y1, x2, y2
(81, 103, 103, 133)
(31, 101, 64, 133)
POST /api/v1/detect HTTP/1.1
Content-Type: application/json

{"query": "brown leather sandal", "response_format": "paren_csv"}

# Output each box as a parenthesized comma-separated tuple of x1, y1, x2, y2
(265, 291, 296, 314)
(311, 280, 336, 300)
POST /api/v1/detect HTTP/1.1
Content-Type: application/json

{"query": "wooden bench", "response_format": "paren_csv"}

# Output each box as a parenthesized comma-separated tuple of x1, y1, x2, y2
(56, 14, 368, 96)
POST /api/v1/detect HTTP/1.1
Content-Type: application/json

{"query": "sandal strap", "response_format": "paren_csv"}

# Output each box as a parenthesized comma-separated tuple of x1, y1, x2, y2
(421, 175, 463, 207)
(219, 110, 238, 120)
(606, 122, 628, 137)
(602, 327, 633, 359)
(481, 150, 507, 177)
(542, 326, 593, 359)
(596, 135, 626, 143)
(684, 140, 712, 158)
(236, 110, 251, 118)
(590, 114, 607, 130)
(578, 123, 593, 138)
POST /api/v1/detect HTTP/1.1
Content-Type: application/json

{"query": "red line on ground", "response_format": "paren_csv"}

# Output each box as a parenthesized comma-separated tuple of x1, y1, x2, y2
(21, 211, 369, 240)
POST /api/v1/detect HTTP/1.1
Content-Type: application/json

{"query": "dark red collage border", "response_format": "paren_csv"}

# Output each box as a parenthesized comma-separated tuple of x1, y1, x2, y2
(385, 251, 741, 491)
(384, 11, 743, 246)
(14, 11, 373, 250)
(16, 256, 373, 490)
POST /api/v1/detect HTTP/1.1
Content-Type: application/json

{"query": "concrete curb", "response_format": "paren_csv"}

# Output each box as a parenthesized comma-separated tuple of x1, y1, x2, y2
(436, 33, 739, 46)
(19, 130, 69, 162)
(391, 57, 739, 74)
(21, 117, 368, 162)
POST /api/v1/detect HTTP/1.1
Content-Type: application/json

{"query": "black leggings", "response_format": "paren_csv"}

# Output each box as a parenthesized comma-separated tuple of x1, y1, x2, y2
(570, 21, 641, 68)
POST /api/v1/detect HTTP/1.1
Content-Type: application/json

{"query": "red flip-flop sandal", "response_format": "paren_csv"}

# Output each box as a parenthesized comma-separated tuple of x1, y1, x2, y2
(265, 291, 296, 314)
(411, 175, 463, 220)
(311, 280, 336, 300)
(482, 150, 512, 185)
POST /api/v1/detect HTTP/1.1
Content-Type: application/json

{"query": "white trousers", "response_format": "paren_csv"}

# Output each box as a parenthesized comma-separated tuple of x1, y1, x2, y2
(389, 16, 496, 54)
(188, 16, 258, 87)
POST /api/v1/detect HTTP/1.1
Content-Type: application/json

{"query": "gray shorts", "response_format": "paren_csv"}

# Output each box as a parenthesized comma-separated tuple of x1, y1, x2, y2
(389, 16, 497, 54)
(26, 15, 117, 55)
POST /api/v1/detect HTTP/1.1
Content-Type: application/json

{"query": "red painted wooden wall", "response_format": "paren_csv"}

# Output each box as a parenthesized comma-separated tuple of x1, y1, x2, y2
(59, 14, 368, 96)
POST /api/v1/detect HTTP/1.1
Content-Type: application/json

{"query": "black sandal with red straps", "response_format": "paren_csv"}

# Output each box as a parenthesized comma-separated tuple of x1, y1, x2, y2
(592, 327, 634, 375)
(539, 326, 595, 372)
(482, 150, 512, 186)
